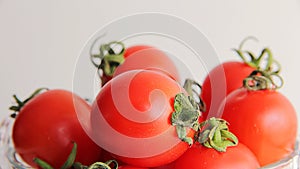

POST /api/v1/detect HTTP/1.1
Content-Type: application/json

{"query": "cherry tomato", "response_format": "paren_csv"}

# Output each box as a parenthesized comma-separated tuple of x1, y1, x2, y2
(12, 89, 102, 168)
(99, 45, 151, 85)
(123, 45, 152, 58)
(114, 45, 180, 82)
(96, 43, 180, 86)
(89, 70, 193, 167)
(201, 39, 278, 120)
(150, 162, 175, 169)
(174, 143, 260, 169)
(201, 61, 255, 119)
(119, 165, 149, 169)
(220, 88, 298, 166)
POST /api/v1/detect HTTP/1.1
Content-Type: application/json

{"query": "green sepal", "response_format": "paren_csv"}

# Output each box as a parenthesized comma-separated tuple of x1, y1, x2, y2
(197, 117, 238, 152)
(9, 88, 48, 117)
(243, 69, 283, 91)
(74, 160, 118, 169)
(90, 41, 125, 77)
(102, 53, 125, 76)
(33, 158, 54, 169)
(171, 93, 201, 145)
(61, 142, 77, 169)
(182, 79, 206, 112)
(233, 37, 281, 75)
(33, 141, 78, 169)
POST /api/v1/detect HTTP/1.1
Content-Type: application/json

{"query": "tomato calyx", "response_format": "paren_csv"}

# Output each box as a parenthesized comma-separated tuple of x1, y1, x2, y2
(171, 93, 201, 145)
(34, 140, 119, 169)
(34, 141, 77, 169)
(233, 37, 281, 72)
(9, 88, 48, 118)
(243, 69, 283, 91)
(90, 41, 125, 85)
(183, 79, 206, 112)
(196, 117, 238, 152)
(73, 160, 118, 169)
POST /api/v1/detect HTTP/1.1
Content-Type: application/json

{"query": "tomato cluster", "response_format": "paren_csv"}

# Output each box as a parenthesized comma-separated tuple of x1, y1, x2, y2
(9, 38, 297, 169)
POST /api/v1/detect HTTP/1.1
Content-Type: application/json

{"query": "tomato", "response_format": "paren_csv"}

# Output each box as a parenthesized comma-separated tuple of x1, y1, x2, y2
(98, 149, 115, 163)
(200, 39, 278, 120)
(150, 162, 175, 169)
(119, 165, 149, 169)
(220, 88, 298, 166)
(89, 70, 194, 167)
(12, 89, 102, 168)
(174, 143, 260, 169)
(93, 42, 180, 86)
(201, 61, 255, 120)
(123, 45, 152, 58)
(99, 45, 151, 85)
(114, 45, 180, 82)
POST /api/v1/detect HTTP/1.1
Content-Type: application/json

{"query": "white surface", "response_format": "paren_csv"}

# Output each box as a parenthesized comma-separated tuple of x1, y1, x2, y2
(0, 0, 300, 127)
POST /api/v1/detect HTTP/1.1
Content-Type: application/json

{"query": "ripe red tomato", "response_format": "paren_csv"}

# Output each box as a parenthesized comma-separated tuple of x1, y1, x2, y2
(201, 61, 255, 119)
(200, 40, 277, 120)
(220, 88, 298, 166)
(174, 143, 260, 169)
(95, 43, 179, 86)
(150, 162, 175, 169)
(89, 70, 193, 168)
(99, 45, 151, 85)
(12, 89, 102, 168)
(119, 165, 149, 169)
(123, 45, 152, 58)
(114, 45, 180, 82)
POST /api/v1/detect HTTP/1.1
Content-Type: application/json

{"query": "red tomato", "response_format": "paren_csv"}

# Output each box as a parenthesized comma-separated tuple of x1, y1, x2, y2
(98, 149, 116, 163)
(99, 45, 151, 85)
(174, 143, 260, 169)
(90, 70, 193, 167)
(114, 45, 180, 82)
(119, 165, 149, 169)
(12, 89, 102, 168)
(201, 61, 255, 119)
(99, 44, 180, 86)
(123, 45, 152, 58)
(220, 88, 298, 166)
(150, 162, 175, 169)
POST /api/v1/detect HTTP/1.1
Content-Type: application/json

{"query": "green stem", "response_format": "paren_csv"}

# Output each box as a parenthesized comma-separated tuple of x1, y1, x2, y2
(90, 41, 126, 80)
(33, 158, 54, 169)
(61, 142, 77, 169)
(196, 117, 238, 152)
(73, 160, 118, 169)
(183, 79, 206, 112)
(243, 69, 283, 91)
(233, 36, 258, 65)
(233, 37, 280, 74)
(33, 142, 77, 169)
(9, 88, 48, 118)
(171, 93, 201, 145)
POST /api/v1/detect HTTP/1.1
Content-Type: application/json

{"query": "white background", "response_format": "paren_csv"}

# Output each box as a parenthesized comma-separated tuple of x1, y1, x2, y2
(1, 0, 300, 127)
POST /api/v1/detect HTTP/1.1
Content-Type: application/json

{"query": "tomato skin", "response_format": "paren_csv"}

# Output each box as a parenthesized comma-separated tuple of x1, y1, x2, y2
(101, 44, 180, 86)
(220, 88, 298, 166)
(90, 70, 193, 167)
(150, 161, 175, 169)
(123, 45, 152, 58)
(119, 165, 149, 169)
(174, 143, 260, 169)
(12, 90, 102, 168)
(113, 141, 190, 168)
(114, 45, 180, 82)
(201, 61, 255, 119)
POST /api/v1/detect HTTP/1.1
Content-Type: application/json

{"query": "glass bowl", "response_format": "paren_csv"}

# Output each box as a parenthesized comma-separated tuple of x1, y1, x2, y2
(0, 116, 299, 169)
